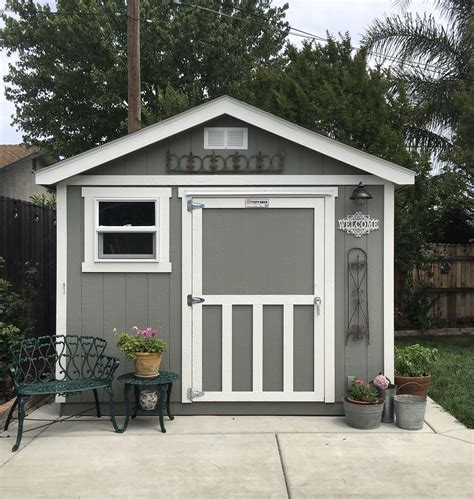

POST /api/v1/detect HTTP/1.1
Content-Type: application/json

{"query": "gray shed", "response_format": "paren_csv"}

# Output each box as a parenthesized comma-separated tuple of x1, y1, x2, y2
(36, 96, 415, 415)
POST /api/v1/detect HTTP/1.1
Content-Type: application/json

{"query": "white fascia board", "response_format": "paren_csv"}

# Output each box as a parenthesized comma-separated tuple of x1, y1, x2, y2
(35, 96, 416, 186)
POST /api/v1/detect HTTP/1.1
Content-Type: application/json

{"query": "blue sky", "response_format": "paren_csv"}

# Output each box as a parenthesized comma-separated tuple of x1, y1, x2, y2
(0, 0, 439, 144)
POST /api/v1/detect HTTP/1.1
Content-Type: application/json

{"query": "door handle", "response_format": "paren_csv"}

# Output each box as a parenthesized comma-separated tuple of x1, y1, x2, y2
(314, 296, 321, 316)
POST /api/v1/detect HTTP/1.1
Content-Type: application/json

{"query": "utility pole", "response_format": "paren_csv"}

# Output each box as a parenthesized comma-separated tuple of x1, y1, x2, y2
(127, 0, 141, 133)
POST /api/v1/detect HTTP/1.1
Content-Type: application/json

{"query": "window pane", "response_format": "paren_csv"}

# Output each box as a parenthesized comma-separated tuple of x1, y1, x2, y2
(98, 201, 155, 226)
(100, 233, 155, 258)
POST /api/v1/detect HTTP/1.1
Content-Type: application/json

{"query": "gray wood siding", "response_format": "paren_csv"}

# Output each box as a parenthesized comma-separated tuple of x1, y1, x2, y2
(87, 116, 364, 176)
(66, 120, 385, 415)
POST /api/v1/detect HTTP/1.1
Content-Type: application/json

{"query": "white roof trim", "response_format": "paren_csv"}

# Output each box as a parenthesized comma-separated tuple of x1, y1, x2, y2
(36, 95, 415, 185)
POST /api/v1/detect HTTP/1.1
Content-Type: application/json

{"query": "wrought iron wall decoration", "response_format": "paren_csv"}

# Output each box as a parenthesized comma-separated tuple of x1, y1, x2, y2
(166, 150, 285, 174)
(346, 248, 369, 344)
(338, 212, 380, 238)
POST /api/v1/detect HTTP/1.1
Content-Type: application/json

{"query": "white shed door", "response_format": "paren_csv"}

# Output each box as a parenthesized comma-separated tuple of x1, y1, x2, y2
(187, 196, 328, 402)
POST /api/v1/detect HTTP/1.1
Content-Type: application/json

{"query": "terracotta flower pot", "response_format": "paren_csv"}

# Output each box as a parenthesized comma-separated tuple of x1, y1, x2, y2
(395, 375, 431, 397)
(134, 352, 163, 378)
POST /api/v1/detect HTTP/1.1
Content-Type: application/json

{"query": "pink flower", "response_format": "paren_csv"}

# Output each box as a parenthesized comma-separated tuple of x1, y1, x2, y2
(137, 326, 158, 338)
(355, 378, 365, 385)
(373, 374, 390, 390)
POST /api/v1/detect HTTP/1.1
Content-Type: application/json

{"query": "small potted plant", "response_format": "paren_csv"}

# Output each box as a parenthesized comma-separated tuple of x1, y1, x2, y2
(343, 378, 384, 429)
(115, 326, 166, 378)
(394, 344, 438, 397)
(373, 374, 396, 423)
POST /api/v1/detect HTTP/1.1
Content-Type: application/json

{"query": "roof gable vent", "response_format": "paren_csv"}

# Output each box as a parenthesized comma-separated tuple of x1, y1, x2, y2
(204, 127, 248, 150)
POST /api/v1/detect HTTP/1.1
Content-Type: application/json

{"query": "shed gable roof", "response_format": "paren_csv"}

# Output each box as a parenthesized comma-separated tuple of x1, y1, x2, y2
(36, 96, 415, 185)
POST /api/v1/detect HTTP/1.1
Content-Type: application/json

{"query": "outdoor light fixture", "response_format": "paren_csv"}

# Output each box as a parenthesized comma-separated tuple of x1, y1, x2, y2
(350, 182, 372, 205)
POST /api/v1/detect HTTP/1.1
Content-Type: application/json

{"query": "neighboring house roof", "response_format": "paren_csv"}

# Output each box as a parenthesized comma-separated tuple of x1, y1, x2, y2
(35, 95, 416, 186)
(0, 144, 40, 171)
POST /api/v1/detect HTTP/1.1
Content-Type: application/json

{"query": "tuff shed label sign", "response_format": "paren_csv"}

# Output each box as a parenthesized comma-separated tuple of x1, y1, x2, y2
(245, 198, 269, 208)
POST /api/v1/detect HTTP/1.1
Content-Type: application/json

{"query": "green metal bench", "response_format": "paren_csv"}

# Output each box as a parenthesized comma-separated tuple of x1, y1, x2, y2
(4, 334, 123, 451)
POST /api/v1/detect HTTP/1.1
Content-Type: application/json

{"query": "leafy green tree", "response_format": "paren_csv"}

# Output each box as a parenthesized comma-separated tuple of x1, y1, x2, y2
(427, 170, 474, 243)
(444, 82, 474, 179)
(362, 0, 473, 156)
(233, 35, 417, 166)
(1, 0, 289, 157)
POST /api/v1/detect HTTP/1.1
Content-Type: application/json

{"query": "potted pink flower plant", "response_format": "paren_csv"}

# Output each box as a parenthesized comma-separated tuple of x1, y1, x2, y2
(343, 378, 384, 429)
(116, 326, 166, 378)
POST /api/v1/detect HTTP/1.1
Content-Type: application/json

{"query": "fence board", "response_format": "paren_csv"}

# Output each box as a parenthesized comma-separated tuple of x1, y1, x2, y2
(0, 196, 56, 336)
(396, 243, 474, 322)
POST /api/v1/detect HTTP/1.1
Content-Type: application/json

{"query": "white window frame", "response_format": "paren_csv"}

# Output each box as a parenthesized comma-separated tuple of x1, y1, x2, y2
(95, 198, 158, 260)
(204, 127, 248, 150)
(82, 187, 172, 272)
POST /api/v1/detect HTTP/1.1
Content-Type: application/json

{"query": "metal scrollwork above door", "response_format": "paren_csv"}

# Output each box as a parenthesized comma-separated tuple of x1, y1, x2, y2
(166, 150, 285, 174)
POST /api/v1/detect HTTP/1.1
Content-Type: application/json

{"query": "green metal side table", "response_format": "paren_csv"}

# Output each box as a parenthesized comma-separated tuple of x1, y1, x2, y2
(117, 371, 179, 433)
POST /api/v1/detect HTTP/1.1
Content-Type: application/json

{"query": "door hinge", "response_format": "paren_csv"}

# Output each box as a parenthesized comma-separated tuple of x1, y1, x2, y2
(187, 294, 205, 306)
(187, 388, 205, 400)
(187, 199, 205, 212)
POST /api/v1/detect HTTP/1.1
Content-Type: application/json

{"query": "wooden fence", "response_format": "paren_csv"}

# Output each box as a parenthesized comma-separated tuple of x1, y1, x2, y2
(0, 196, 56, 336)
(397, 244, 474, 321)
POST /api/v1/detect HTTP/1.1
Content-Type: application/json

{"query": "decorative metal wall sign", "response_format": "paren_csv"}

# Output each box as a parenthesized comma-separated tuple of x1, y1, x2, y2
(166, 150, 285, 174)
(338, 212, 380, 238)
(346, 248, 369, 344)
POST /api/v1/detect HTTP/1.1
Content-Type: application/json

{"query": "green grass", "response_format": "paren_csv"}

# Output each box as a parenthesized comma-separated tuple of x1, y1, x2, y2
(395, 335, 474, 428)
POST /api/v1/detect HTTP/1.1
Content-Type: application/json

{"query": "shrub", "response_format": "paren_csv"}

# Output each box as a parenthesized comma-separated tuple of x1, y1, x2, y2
(0, 324, 23, 402)
(395, 344, 439, 377)
(0, 259, 39, 338)
(0, 258, 39, 402)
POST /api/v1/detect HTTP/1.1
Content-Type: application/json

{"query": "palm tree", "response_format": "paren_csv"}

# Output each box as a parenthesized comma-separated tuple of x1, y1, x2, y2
(362, 0, 473, 156)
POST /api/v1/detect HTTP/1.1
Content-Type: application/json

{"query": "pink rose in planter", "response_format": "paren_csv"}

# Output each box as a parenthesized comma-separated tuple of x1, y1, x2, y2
(355, 378, 365, 385)
(373, 374, 390, 390)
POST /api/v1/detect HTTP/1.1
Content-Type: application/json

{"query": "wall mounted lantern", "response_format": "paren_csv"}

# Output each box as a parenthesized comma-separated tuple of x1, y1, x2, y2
(350, 182, 372, 205)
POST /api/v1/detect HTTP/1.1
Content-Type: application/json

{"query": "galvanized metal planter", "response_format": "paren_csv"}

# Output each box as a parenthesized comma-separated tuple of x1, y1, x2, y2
(343, 397, 385, 429)
(380, 387, 396, 423)
(394, 395, 427, 430)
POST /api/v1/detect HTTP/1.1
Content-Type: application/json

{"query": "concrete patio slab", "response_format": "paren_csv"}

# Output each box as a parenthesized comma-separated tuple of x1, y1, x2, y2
(1, 399, 472, 498)
(278, 432, 474, 498)
(1, 433, 287, 498)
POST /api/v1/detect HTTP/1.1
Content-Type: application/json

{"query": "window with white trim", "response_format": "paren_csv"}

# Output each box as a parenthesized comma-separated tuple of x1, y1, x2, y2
(204, 127, 248, 150)
(97, 200, 157, 259)
(82, 187, 172, 273)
